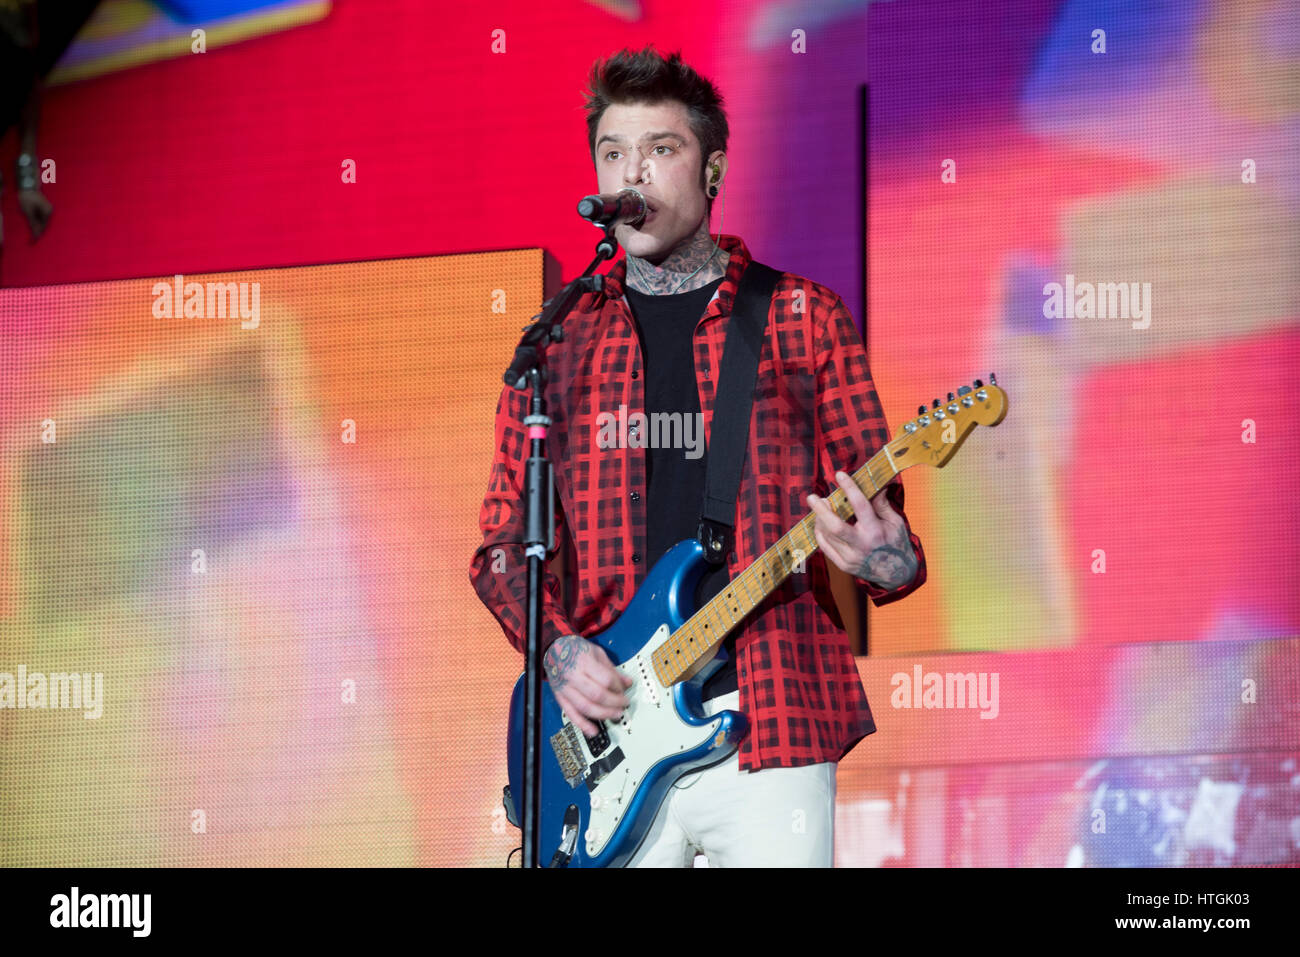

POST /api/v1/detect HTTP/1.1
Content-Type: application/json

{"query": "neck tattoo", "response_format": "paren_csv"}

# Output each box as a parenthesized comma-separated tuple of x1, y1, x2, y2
(625, 222, 726, 295)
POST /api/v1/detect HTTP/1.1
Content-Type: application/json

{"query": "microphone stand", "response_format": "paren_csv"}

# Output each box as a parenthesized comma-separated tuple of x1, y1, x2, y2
(504, 221, 623, 868)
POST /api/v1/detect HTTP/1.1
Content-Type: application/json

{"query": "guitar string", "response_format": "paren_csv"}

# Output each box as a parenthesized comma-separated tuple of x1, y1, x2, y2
(652, 450, 904, 684)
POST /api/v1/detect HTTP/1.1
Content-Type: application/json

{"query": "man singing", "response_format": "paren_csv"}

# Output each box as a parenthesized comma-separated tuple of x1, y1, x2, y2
(469, 45, 925, 867)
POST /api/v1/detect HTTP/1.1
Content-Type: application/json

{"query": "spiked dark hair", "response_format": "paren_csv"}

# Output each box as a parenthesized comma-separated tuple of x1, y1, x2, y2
(583, 45, 729, 208)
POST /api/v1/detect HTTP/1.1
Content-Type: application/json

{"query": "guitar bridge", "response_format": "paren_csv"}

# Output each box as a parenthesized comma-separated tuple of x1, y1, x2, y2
(550, 723, 589, 789)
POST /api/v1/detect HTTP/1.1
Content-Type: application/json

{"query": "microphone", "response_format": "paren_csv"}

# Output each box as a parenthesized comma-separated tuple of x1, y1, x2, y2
(577, 187, 646, 227)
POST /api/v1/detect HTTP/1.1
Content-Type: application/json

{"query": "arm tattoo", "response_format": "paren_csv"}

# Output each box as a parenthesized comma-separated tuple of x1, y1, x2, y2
(544, 635, 583, 693)
(855, 526, 918, 590)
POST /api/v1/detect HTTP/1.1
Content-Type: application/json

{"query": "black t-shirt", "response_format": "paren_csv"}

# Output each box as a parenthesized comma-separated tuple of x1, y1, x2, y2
(624, 277, 737, 700)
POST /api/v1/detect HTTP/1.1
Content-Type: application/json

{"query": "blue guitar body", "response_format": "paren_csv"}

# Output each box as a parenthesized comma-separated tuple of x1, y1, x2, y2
(505, 538, 749, 868)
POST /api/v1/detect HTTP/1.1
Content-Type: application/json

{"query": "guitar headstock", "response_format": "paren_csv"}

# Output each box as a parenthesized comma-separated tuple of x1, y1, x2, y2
(887, 375, 1008, 469)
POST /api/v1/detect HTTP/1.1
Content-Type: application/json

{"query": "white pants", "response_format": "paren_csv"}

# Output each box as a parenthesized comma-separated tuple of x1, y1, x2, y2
(626, 691, 837, 867)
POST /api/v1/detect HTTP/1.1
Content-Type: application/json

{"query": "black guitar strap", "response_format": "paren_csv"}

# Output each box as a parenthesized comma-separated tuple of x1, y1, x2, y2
(697, 260, 782, 565)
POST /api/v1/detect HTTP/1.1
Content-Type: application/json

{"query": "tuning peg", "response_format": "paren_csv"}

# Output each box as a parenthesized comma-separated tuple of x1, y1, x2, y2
(947, 392, 955, 403)
(932, 398, 941, 409)
(989, 372, 997, 385)
(918, 405, 927, 416)
(957, 385, 972, 396)
(973, 379, 983, 388)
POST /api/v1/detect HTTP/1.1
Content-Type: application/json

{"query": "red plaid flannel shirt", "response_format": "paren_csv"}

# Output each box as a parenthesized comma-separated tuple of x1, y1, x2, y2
(470, 234, 926, 769)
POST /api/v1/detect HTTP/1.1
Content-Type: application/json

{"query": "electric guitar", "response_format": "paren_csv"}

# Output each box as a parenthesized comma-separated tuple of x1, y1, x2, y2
(505, 378, 1008, 866)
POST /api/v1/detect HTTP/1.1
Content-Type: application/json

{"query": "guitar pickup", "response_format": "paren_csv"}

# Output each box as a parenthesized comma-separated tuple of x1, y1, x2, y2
(585, 723, 610, 758)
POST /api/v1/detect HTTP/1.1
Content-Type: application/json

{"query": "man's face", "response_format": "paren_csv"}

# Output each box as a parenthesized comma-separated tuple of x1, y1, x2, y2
(593, 100, 710, 264)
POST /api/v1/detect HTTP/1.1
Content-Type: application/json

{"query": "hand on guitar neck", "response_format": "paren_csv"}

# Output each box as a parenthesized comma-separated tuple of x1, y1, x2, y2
(807, 471, 919, 591)
(544, 634, 634, 737)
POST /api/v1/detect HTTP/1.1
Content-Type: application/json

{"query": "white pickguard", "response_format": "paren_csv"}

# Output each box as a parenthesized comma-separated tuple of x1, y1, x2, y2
(573, 623, 730, 860)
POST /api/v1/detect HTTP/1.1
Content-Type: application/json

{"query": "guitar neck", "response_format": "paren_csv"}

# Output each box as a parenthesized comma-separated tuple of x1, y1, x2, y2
(647, 377, 1008, 687)
(650, 445, 904, 687)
